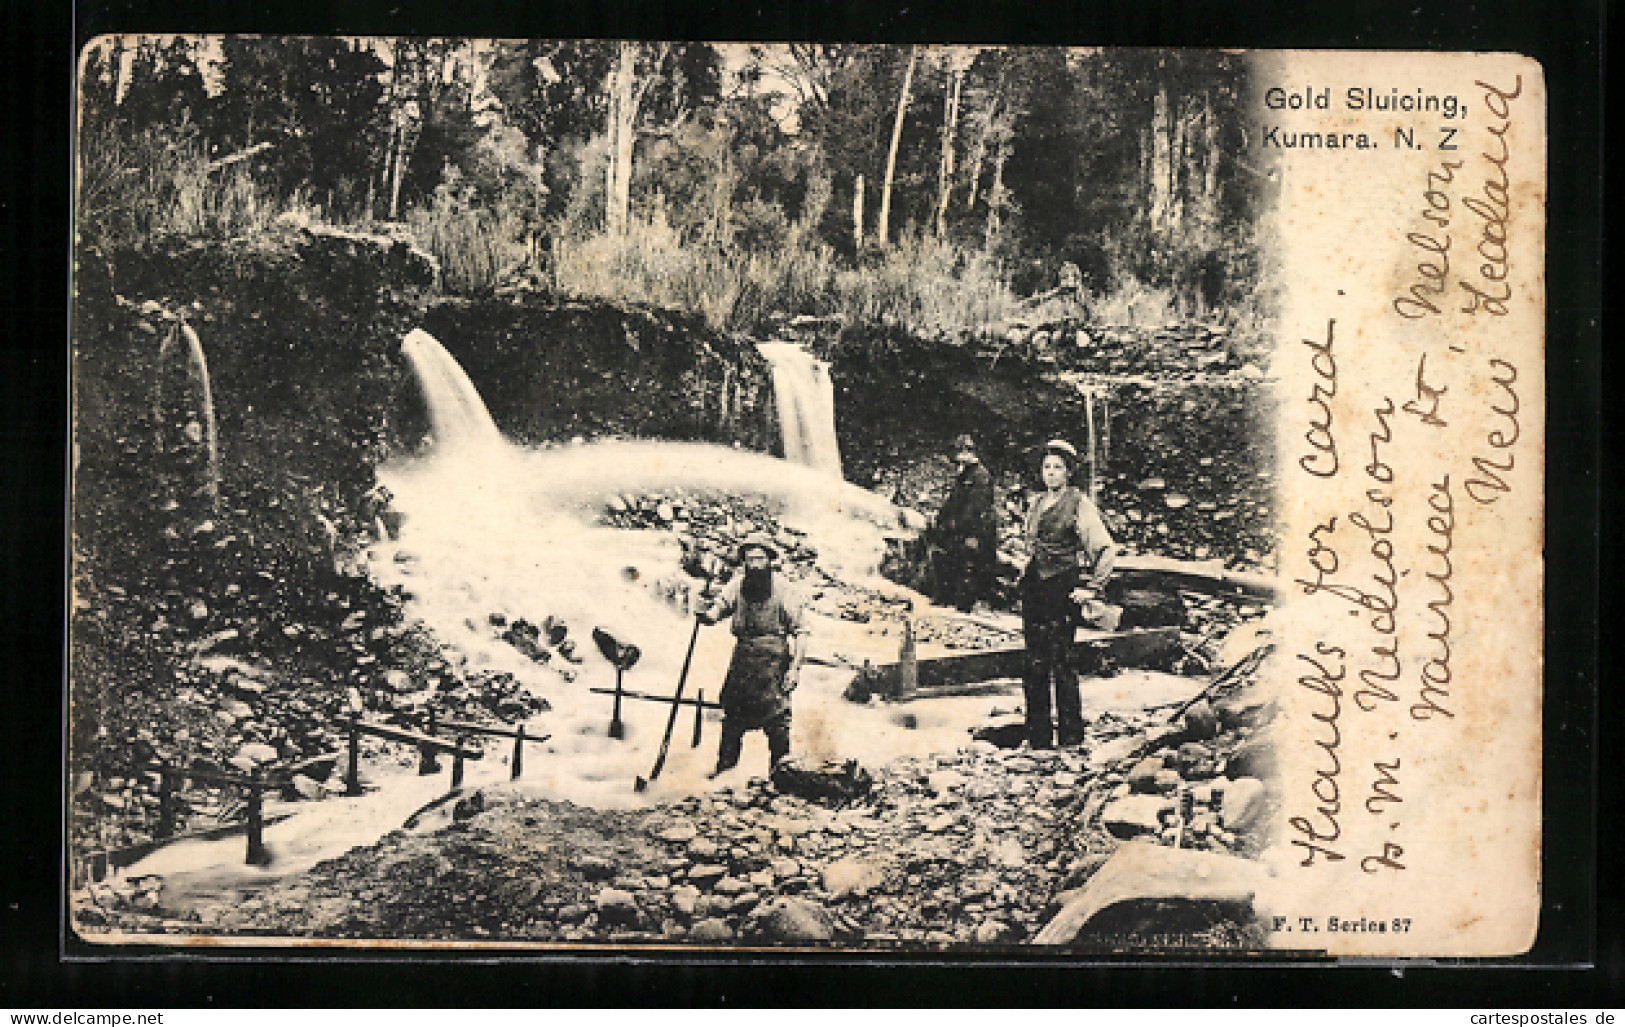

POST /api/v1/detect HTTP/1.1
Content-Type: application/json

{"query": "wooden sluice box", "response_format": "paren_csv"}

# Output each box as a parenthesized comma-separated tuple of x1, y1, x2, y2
(842, 625, 1182, 702)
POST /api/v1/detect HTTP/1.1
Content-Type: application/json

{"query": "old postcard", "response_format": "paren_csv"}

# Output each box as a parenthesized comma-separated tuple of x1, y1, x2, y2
(68, 41, 1544, 957)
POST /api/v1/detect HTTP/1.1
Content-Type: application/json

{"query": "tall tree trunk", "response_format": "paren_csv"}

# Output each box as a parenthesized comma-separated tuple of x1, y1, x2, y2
(1149, 83, 1173, 233)
(964, 59, 1008, 214)
(388, 121, 410, 220)
(1170, 94, 1192, 232)
(1200, 92, 1220, 216)
(385, 40, 419, 221)
(984, 139, 1008, 244)
(877, 45, 917, 248)
(604, 42, 651, 237)
(108, 37, 126, 106)
(604, 53, 625, 235)
(852, 173, 865, 249)
(933, 62, 963, 237)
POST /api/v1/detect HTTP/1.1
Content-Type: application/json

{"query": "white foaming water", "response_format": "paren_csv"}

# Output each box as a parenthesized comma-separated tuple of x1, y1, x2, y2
(757, 342, 843, 478)
(368, 436, 921, 807)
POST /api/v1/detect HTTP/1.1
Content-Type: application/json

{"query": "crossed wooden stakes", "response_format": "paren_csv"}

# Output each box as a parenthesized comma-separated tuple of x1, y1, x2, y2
(589, 683, 722, 748)
(589, 624, 721, 749)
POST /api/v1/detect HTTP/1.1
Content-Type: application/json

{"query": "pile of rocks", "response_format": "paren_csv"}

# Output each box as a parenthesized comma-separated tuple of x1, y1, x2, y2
(599, 490, 818, 572)
(600, 488, 924, 632)
(964, 319, 1267, 379)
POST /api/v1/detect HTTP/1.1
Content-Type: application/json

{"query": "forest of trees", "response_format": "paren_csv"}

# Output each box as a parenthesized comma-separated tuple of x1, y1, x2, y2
(76, 38, 1270, 337)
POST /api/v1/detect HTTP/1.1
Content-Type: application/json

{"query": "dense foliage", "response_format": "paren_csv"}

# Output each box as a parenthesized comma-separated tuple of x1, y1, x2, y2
(77, 38, 1268, 336)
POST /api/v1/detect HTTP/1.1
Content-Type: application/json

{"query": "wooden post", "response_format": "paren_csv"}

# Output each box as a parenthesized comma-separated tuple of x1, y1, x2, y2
(898, 619, 919, 698)
(420, 707, 442, 775)
(347, 715, 362, 796)
(245, 772, 268, 866)
(1085, 389, 1099, 503)
(511, 724, 524, 781)
(155, 769, 177, 840)
(691, 689, 704, 748)
(451, 742, 465, 789)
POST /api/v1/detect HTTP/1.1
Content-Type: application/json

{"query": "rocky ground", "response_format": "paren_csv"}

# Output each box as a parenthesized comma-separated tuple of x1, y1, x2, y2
(70, 225, 1283, 950)
(76, 636, 1276, 949)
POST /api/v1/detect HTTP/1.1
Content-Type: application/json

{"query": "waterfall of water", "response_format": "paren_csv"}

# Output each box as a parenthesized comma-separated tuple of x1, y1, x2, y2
(400, 328, 503, 453)
(756, 341, 843, 478)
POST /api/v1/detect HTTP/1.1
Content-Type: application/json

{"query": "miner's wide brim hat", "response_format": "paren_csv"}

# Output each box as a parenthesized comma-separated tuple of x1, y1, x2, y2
(1044, 438, 1079, 461)
(953, 433, 977, 452)
(736, 533, 779, 562)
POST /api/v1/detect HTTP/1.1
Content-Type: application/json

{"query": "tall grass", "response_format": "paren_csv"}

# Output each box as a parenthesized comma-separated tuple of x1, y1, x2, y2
(552, 208, 839, 334)
(78, 125, 288, 250)
(547, 213, 1038, 340)
(405, 187, 531, 297)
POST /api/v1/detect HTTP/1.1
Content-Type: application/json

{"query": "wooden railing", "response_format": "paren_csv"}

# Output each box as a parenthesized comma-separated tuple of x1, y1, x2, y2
(76, 711, 550, 884)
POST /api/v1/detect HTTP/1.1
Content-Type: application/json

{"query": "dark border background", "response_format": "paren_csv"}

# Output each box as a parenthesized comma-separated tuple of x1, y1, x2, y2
(3, 0, 1605, 1006)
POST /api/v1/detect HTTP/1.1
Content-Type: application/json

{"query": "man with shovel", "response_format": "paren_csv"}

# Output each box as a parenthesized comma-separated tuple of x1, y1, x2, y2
(699, 533, 807, 776)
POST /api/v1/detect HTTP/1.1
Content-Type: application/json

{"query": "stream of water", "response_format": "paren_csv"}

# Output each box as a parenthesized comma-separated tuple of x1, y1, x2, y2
(756, 341, 843, 477)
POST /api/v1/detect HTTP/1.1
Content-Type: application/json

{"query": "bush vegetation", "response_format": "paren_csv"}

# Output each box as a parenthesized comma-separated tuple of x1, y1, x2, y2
(76, 39, 1271, 341)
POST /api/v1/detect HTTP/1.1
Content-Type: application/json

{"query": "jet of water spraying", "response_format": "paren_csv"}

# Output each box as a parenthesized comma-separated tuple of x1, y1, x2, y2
(400, 328, 503, 454)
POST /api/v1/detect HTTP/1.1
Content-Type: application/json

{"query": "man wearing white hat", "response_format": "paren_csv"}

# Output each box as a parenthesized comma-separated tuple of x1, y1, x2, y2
(700, 533, 807, 775)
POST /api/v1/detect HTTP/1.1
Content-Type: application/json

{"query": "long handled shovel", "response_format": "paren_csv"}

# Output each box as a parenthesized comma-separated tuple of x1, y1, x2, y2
(635, 613, 704, 792)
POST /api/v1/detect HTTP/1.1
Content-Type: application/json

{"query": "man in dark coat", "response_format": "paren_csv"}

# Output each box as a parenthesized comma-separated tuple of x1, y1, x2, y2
(933, 434, 999, 612)
(700, 534, 807, 775)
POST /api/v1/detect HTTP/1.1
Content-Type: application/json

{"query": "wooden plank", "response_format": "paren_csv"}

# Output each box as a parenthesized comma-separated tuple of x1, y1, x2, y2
(352, 719, 483, 759)
(86, 812, 297, 879)
(1076, 625, 1182, 666)
(139, 762, 255, 788)
(851, 627, 1181, 701)
(433, 718, 556, 741)
(1113, 555, 1279, 601)
(587, 687, 723, 710)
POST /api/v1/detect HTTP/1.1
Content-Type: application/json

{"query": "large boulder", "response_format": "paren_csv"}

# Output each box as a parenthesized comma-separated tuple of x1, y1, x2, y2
(751, 897, 836, 944)
(1180, 699, 1220, 742)
(1126, 756, 1164, 793)
(1109, 586, 1187, 629)
(821, 856, 887, 899)
(770, 758, 873, 807)
(572, 854, 617, 881)
(1032, 841, 1267, 945)
(1225, 733, 1278, 782)
(972, 715, 1029, 750)
(593, 888, 641, 928)
(688, 917, 736, 943)
(1087, 735, 1142, 769)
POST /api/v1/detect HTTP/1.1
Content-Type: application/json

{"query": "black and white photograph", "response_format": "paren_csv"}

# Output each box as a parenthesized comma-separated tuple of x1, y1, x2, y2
(67, 39, 1544, 956)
